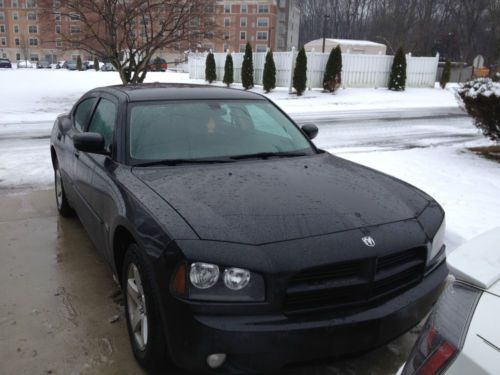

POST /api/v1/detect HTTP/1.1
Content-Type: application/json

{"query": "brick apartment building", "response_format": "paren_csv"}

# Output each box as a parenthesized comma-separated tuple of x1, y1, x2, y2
(214, 0, 299, 53)
(0, 0, 299, 64)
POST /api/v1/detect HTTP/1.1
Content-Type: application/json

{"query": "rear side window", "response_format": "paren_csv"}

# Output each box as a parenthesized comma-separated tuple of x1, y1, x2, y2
(73, 97, 97, 131)
(88, 98, 117, 151)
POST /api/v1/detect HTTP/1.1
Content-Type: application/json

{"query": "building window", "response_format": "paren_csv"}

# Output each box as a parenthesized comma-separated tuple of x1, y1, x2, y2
(0, 25, 5, 33)
(15, 37, 20, 45)
(223, 30, 229, 40)
(239, 44, 246, 52)
(0, 1, 4, 7)
(258, 4, 269, 13)
(28, 12, 36, 21)
(257, 31, 268, 41)
(14, 25, 19, 33)
(55, 25, 60, 33)
(55, 13, 61, 21)
(223, 44, 229, 52)
(69, 13, 80, 21)
(28, 25, 37, 33)
(224, 4, 230, 13)
(70, 25, 80, 33)
(56, 38, 62, 47)
(240, 17, 247, 27)
(28, 37, 38, 46)
(257, 18, 269, 27)
(13, 12, 19, 20)
(224, 17, 230, 27)
(12, 0, 18, 6)
(30, 54, 39, 61)
(240, 31, 246, 40)
(0, 37, 6, 46)
(256, 44, 267, 52)
(26, 0, 36, 7)
(241, 3, 247, 13)
(0, 12, 4, 21)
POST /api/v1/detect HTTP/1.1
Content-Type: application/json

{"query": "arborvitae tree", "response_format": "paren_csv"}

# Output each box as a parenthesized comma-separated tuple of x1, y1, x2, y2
(388, 47, 407, 91)
(323, 45, 342, 92)
(241, 42, 254, 90)
(223, 52, 234, 87)
(293, 47, 307, 96)
(205, 52, 216, 83)
(263, 49, 276, 93)
(94, 57, 99, 71)
(440, 60, 451, 89)
(76, 55, 82, 71)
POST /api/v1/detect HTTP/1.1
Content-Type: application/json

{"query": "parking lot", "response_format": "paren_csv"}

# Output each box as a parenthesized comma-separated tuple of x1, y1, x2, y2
(0, 189, 421, 375)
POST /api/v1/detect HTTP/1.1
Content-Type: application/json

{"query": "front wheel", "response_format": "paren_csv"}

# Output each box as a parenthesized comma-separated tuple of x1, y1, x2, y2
(122, 244, 169, 372)
(54, 161, 74, 217)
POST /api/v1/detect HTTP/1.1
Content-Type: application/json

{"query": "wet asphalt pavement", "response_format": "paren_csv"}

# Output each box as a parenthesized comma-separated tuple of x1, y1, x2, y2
(0, 190, 420, 375)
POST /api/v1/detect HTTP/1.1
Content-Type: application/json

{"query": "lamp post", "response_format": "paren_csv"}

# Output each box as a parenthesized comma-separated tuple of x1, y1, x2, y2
(322, 15, 330, 53)
(268, 27, 274, 50)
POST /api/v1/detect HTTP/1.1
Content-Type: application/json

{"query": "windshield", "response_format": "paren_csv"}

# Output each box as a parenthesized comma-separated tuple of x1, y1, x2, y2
(128, 100, 315, 164)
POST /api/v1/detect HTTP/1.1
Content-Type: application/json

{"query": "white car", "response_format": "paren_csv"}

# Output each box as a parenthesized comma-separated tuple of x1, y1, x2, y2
(401, 227, 500, 375)
(17, 60, 33, 68)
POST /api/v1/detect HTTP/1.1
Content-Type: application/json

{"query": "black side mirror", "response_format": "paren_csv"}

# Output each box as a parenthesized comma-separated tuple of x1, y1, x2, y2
(74, 132, 108, 155)
(301, 123, 319, 140)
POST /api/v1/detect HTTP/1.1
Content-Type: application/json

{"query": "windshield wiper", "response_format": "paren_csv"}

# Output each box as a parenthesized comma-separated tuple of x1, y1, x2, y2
(134, 158, 235, 167)
(230, 151, 309, 160)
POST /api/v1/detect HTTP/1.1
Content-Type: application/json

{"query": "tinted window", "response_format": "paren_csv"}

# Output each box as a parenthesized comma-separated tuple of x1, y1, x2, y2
(128, 100, 313, 162)
(73, 97, 97, 131)
(88, 98, 117, 151)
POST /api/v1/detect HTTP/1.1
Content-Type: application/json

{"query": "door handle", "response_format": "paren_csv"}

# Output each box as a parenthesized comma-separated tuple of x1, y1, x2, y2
(74, 151, 80, 158)
(57, 132, 62, 141)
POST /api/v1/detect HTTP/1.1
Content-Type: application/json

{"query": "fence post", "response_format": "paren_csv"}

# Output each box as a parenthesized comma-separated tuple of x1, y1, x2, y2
(288, 47, 296, 94)
(307, 48, 315, 91)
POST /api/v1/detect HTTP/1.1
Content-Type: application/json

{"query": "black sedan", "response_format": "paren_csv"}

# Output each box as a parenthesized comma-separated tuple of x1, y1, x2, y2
(0, 58, 12, 68)
(50, 84, 448, 374)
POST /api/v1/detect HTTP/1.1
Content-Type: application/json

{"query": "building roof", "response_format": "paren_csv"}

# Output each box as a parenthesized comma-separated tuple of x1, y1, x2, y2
(306, 38, 386, 47)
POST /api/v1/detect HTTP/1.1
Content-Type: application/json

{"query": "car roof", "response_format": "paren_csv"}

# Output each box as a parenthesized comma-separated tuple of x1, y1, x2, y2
(97, 83, 267, 102)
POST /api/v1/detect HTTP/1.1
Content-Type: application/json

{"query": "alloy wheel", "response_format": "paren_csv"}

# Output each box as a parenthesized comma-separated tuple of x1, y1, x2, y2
(127, 263, 148, 351)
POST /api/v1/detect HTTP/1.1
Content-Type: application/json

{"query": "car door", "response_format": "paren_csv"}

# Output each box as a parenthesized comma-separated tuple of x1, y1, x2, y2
(81, 95, 119, 259)
(61, 96, 98, 205)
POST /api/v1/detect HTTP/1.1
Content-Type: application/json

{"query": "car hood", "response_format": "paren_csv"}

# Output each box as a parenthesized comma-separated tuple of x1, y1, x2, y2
(132, 153, 431, 245)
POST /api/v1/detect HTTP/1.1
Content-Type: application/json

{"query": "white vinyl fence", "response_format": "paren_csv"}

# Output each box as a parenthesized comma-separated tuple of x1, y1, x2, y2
(188, 49, 440, 90)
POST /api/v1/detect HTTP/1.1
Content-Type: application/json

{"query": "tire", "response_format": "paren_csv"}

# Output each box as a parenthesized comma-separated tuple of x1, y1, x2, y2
(122, 244, 169, 373)
(54, 160, 74, 217)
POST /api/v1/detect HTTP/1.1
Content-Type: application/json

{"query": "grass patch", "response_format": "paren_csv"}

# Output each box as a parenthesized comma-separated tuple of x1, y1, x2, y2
(469, 145, 500, 162)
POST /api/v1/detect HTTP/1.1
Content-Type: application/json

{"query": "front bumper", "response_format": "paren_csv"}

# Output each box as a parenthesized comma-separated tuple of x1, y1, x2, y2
(165, 261, 448, 374)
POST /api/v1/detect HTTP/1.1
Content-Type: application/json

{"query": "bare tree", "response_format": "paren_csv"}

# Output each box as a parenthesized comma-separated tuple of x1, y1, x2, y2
(298, 0, 500, 65)
(39, 0, 217, 84)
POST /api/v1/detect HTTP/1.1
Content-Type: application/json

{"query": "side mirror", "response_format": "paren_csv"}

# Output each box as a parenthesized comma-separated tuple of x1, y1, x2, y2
(301, 123, 319, 140)
(74, 132, 108, 155)
(58, 116, 72, 133)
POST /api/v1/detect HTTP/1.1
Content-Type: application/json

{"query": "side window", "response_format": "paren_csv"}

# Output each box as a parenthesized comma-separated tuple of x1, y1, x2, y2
(73, 97, 97, 131)
(88, 98, 117, 151)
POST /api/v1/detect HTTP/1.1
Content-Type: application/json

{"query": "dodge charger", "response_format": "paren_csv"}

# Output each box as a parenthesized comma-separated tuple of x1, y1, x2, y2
(50, 84, 448, 374)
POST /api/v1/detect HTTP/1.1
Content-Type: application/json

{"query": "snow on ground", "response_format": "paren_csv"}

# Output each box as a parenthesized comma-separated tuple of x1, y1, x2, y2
(0, 68, 498, 249)
(0, 69, 459, 125)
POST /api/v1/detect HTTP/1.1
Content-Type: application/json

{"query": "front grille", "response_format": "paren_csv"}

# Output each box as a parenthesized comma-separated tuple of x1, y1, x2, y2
(284, 247, 426, 315)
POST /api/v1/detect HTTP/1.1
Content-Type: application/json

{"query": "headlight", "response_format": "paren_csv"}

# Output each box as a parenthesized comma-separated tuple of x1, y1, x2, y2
(175, 262, 265, 302)
(189, 262, 220, 289)
(223, 268, 251, 290)
(428, 217, 446, 265)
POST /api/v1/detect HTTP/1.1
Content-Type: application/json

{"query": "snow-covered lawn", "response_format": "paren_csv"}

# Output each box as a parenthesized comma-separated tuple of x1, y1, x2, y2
(0, 69, 459, 124)
(0, 69, 498, 250)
